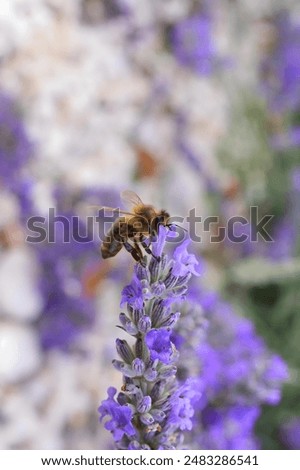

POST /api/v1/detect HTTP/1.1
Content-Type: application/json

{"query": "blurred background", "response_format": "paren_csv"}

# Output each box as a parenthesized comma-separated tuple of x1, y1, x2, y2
(0, 0, 300, 450)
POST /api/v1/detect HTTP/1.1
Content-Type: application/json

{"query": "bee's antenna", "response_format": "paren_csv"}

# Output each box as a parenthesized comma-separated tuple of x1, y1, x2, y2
(167, 224, 188, 233)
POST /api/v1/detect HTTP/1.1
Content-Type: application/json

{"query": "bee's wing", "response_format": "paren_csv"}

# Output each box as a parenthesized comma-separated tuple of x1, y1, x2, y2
(88, 205, 135, 216)
(121, 190, 144, 209)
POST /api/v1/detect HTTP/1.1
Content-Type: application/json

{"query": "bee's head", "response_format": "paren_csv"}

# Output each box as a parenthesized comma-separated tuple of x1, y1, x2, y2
(151, 210, 170, 233)
(155, 210, 189, 237)
(159, 210, 171, 226)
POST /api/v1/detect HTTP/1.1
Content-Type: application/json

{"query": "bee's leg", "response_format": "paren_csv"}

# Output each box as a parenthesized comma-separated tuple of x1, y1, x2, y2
(123, 241, 146, 266)
(133, 240, 143, 260)
(118, 221, 143, 265)
(133, 241, 147, 267)
(139, 234, 161, 262)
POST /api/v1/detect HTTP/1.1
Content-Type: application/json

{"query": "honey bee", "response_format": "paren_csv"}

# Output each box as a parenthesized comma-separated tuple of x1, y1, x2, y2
(100, 190, 171, 264)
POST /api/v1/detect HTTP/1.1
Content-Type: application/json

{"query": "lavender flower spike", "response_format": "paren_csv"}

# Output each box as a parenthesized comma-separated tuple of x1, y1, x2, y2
(99, 226, 201, 449)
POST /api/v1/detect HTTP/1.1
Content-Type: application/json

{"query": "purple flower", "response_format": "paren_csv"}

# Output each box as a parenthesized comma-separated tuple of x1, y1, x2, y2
(145, 329, 173, 364)
(171, 13, 216, 75)
(120, 274, 144, 309)
(168, 379, 198, 431)
(99, 387, 135, 441)
(152, 225, 169, 258)
(172, 239, 203, 277)
(99, 226, 201, 449)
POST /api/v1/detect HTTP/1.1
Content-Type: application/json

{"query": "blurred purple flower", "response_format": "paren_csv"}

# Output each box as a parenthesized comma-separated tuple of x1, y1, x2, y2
(38, 293, 95, 350)
(270, 127, 300, 151)
(175, 286, 288, 449)
(261, 12, 300, 113)
(171, 13, 216, 75)
(0, 93, 102, 350)
(267, 218, 296, 260)
(200, 405, 260, 450)
(281, 418, 300, 449)
(292, 167, 300, 192)
(36, 188, 121, 350)
(266, 165, 300, 261)
(168, 379, 198, 431)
